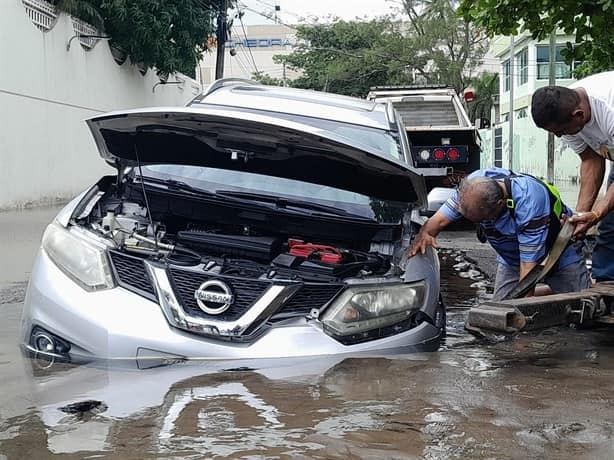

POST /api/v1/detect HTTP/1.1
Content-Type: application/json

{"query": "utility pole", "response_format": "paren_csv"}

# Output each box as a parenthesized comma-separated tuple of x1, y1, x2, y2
(508, 35, 515, 170)
(215, 0, 228, 80)
(547, 32, 557, 183)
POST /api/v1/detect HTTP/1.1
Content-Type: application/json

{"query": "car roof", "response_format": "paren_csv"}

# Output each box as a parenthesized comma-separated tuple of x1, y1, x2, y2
(190, 79, 392, 130)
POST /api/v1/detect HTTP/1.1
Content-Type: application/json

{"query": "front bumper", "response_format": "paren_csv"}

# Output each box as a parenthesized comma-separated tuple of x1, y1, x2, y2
(21, 249, 442, 360)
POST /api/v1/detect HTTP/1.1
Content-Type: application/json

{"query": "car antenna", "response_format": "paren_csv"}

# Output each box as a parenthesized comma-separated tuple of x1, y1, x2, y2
(133, 142, 159, 252)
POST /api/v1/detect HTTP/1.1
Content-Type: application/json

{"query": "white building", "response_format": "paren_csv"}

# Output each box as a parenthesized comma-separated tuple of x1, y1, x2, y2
(198, 24, 301, 84)
(478, 32, 582, 184)
(493, 32, 581, 122)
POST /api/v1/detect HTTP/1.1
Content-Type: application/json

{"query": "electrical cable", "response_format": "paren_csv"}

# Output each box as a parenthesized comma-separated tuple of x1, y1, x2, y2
(236, 7, 260, 74)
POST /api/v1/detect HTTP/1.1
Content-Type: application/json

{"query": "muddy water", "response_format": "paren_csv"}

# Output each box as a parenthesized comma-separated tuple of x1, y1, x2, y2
(2, 248, 614, 459)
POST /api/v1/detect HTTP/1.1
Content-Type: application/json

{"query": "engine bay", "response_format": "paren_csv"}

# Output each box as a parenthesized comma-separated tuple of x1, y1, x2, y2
(77, 179, 409, 282)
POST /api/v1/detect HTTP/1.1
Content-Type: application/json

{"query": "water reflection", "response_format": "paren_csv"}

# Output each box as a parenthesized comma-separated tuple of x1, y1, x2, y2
(3, 249, 614, 459)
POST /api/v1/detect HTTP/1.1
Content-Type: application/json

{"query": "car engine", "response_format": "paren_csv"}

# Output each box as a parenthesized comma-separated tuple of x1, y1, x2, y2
(85, 194, 396, 283)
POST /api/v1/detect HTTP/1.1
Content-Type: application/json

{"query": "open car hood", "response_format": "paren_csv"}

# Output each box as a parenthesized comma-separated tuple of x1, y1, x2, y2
(87, 107, 426, 204)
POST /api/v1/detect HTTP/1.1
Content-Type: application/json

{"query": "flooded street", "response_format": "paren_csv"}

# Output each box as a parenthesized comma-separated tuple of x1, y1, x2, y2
(2, 205, 614, 459)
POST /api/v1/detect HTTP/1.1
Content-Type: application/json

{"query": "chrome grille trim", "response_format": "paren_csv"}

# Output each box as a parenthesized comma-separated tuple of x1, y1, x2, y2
(145, 262, 302, 338)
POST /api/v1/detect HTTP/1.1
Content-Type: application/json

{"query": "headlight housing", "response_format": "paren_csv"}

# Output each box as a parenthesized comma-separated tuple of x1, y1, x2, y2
(321, 281, 426, 341)
(42, 222, 115, 291)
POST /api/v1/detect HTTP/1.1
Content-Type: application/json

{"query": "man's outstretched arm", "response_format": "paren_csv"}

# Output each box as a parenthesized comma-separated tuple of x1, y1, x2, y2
(408, 211, 453, 257)
(570, 147, 606, 235)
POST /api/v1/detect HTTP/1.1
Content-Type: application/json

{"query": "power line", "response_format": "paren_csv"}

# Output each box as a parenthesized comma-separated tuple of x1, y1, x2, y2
(250, 0, 314, 22)
(236, 7, 260, 74)
(237, 3, 299, 31)
(230, 25, 257, 72)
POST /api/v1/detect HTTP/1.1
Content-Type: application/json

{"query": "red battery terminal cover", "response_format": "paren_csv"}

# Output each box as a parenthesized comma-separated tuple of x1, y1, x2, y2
(288, 239, 344, 264)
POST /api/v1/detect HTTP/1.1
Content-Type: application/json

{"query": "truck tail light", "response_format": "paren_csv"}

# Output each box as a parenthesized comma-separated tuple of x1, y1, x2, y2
(433, 148, 446, 161)
(447, 148, 460, 161)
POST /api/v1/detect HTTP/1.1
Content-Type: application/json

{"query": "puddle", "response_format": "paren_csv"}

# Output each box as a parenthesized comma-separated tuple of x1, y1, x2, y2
(2, 239, 614, 459)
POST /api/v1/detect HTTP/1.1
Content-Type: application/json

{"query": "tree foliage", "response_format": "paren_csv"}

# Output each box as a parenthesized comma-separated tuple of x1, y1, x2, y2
(252, 72, 285, 86)
(467, 72, 498, 121)
(458, 0, 614, 77)
(400, 0, 489, 93)
(274, 20, 419, 97)
(52, 0, 224, 77)
(265, 1, 488, 97)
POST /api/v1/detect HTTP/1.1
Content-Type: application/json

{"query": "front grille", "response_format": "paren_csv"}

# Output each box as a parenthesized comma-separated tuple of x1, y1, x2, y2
(108, 251, 344, 325)
(270, 283, 343, 321)
(108, 251, 156, 300)
(169, 268, 272, 321)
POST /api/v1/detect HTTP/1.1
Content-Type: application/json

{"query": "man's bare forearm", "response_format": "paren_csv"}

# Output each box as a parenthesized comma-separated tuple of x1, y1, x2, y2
(577, 148, 605, 212)
(421, 211, 452, 237)
(408, 211, 453, 256)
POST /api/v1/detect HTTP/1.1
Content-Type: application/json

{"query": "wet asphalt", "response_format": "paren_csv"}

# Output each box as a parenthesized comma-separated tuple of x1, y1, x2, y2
(1, 205, 614, 459)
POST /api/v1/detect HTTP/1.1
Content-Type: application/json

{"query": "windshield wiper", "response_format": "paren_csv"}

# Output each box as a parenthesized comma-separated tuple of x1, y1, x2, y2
(135, 176, 216, 197)
(215, 190, 377, 221)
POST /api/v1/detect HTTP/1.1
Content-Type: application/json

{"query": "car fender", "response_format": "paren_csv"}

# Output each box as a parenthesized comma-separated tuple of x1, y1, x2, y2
(402, 247, 440, 314)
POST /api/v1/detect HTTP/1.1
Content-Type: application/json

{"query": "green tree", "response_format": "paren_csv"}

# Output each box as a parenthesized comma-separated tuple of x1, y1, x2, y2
(467, 72, 498, 121)
(458, 0, 614, 77)
(260, 2, 488, 97)
(252, 72, 284, 86)
(400, 0, 489, 93)
(273, 20, 420, 98)
(52, 0, 225, 77)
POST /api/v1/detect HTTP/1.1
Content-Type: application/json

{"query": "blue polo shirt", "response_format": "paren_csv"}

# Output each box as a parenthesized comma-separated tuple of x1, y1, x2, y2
(439, 167, 580, 268)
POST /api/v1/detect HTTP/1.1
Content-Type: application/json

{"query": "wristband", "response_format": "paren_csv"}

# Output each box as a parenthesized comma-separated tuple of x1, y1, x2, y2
(591, 210, 602, 221)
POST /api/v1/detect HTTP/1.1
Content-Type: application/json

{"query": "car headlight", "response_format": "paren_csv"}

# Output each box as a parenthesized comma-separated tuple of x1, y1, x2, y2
(321, 281, 426, 338)
(42, 222, 115, 291)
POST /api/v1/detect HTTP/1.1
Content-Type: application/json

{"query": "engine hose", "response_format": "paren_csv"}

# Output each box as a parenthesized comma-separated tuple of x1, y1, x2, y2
(131, 233, 175, 251)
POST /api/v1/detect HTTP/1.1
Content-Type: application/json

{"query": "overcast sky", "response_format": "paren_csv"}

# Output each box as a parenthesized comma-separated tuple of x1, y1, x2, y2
(236, 0, 402, 25)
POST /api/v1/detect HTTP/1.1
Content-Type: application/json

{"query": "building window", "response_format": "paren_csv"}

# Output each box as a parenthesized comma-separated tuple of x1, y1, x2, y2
(516, 48, 528, 86)
(516, 108, 528, 119)
(536, 45, 574, 79)
(494, 127, 503, 168)
(502, 59, 511, 92)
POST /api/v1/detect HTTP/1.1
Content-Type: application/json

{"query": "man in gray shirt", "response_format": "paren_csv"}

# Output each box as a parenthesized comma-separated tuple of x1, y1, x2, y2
(531, 71, 614, 280)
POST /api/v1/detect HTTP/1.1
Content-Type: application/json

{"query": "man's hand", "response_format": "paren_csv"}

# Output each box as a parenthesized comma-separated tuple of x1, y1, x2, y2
(569, 211, 601, 237)
(408, 230, 439, 257)
(408, 210, 453, 258)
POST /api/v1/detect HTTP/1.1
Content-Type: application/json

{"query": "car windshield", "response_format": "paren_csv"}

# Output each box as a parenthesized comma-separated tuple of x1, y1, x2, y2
(141, 165, 409, 224)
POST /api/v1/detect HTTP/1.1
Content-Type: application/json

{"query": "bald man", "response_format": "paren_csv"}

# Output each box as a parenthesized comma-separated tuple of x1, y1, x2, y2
(409, 167, 590, 300)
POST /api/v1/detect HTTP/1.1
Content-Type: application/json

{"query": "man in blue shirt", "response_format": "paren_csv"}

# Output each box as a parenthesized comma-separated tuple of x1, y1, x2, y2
(409, 167, 590, 299)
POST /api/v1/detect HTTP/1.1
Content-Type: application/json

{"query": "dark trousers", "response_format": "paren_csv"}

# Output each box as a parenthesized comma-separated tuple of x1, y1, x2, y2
(592, 165, 614, 281)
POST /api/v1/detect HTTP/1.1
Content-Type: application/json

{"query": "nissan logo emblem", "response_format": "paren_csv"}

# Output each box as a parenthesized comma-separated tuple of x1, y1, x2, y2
(194, 280, 234, 315)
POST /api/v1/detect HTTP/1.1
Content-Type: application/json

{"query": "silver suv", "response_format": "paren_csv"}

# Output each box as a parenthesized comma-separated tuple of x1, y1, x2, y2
(21, 79, 443, 362)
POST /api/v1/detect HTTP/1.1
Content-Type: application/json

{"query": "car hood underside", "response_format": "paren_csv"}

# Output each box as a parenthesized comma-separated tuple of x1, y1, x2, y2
(87, 107, 425, 204)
